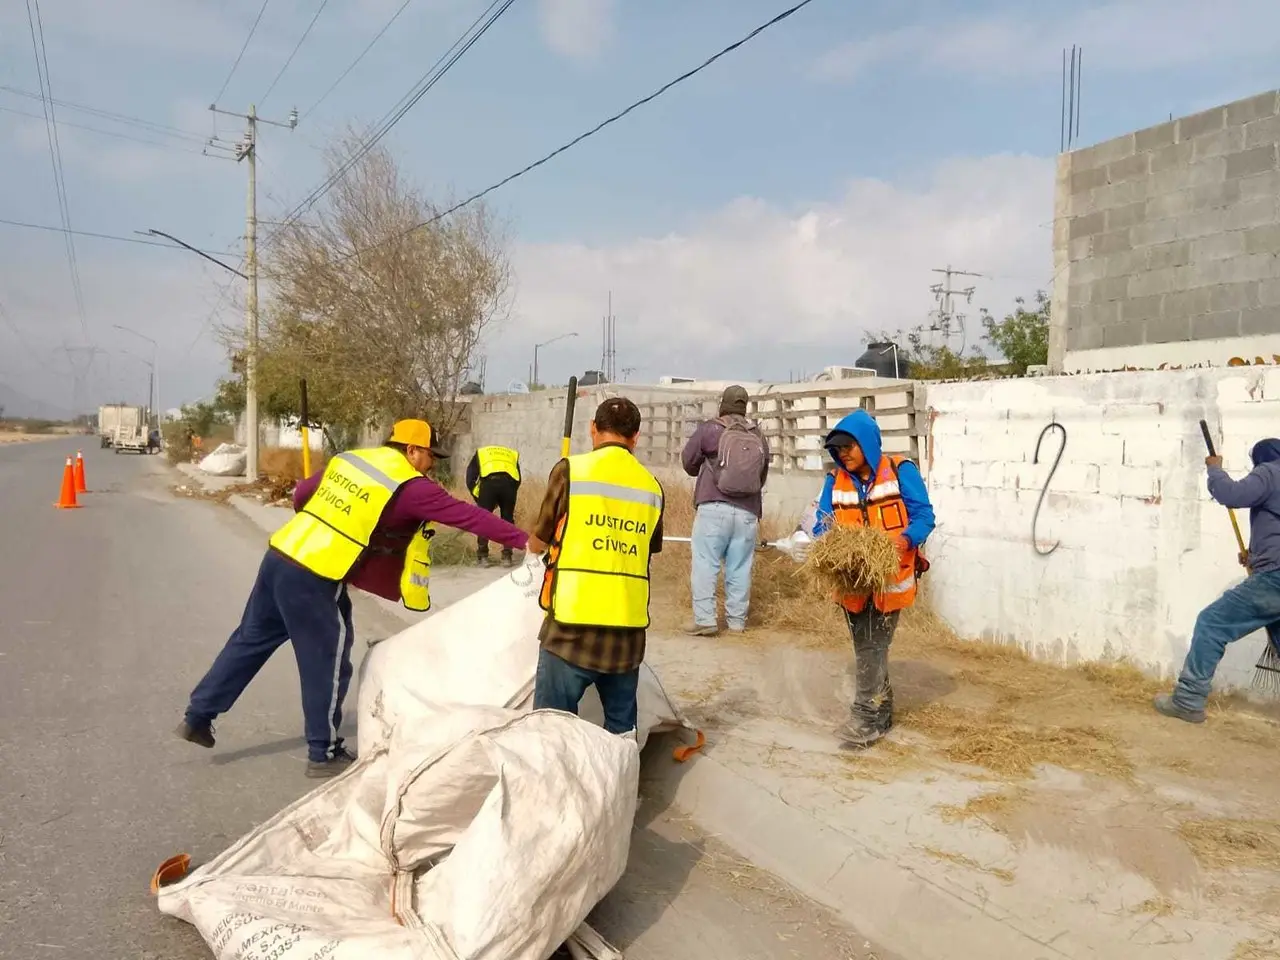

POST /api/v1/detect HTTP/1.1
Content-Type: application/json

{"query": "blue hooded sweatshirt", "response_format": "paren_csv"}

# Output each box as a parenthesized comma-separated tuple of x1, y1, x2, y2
(1207, 438, 1280, 574)
(812, 409, 936, 548)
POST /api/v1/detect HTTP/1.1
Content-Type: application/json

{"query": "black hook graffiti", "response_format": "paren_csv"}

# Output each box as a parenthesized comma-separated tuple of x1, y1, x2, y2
(1032, 422, 1067, 557)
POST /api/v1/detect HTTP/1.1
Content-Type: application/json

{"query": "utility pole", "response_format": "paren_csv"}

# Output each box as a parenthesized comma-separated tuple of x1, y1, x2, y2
(928, 265, 983, 354)
(210, 102, 297, 481)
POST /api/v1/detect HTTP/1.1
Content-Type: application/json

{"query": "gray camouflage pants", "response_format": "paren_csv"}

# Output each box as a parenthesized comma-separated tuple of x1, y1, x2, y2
(843, 606, 900, 731)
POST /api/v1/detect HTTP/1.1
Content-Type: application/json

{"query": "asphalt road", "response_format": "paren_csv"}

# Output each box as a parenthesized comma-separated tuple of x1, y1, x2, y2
(0, 439, 872, 960)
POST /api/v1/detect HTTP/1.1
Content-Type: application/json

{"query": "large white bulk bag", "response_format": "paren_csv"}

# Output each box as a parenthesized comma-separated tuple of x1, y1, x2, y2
(158, 709, 637, 959)
(157, 554, 701, 959)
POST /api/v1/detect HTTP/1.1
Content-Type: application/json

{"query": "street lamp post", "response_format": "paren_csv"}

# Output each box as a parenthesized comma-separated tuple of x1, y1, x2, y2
(113, 325, 159, 430)
(533, 332, 578, 388)
(120, 349, 155, 431)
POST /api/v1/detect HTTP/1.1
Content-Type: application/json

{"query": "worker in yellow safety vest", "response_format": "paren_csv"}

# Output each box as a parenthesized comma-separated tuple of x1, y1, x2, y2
(175, 419, 530, 778)
(803, 409, 936, 749)
(527, 397, 664, 737)
(465, 444, 522, 567)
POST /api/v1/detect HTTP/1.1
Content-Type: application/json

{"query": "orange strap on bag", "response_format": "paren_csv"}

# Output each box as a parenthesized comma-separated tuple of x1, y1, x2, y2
(149, 853, 191, 895)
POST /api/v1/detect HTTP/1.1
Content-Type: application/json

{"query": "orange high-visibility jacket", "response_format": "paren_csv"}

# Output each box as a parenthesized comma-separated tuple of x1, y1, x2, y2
(830, 454, 920, 614)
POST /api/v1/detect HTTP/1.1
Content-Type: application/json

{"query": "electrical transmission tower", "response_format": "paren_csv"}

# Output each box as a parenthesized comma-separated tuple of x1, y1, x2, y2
(60, 343, 107, 419)
(928, 265, 983, 355)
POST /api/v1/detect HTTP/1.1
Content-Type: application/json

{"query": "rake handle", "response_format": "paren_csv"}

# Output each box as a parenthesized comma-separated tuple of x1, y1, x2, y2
(1199, 419, 1248, 555)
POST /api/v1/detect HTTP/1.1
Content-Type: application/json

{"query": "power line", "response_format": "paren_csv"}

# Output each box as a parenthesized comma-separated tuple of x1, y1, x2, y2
(0, 103, 235, 157)
(183, 268, 246, 359)
(301, 0, 415, 121)
(0, 217, 240, 256)
(213, 0, 272, 107)
(345, 0, 821, 261)
(268, 0, 515, 238)
(0, 294, 62, 376)
(0, 84, 211, 145)
(26, 0, 87, 335)
(261, 0, 329, 106)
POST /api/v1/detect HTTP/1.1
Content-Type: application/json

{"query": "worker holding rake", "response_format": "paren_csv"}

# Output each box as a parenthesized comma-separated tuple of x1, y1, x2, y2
(805, 409, 935, 748)
(1155, 438, 1280, 724)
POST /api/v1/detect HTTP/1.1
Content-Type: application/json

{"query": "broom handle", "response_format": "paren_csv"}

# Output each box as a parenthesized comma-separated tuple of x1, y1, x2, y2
(561, 376, 578, 459)
(1199, 419, 1248, 555)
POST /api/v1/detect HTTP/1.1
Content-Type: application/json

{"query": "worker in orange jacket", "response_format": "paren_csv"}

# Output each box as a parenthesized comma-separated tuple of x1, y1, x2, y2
(806, 409, 936, 748)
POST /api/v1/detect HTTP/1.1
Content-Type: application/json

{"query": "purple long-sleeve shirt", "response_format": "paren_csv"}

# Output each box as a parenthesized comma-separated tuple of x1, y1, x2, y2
(681, 418, 770, 518)
(289, 468, 528, 602)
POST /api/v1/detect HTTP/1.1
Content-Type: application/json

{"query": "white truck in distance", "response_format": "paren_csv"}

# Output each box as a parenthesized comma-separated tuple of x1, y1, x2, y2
(97, 403, 129, 448)
(111, 404, 152, 454)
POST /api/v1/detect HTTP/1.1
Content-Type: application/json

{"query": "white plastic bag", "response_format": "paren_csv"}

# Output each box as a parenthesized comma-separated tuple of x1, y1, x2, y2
(199, 442, 248, 477)
(158, 553, 697, 959)
(158, 709, 638, 960)
(358, 553, 688, 755)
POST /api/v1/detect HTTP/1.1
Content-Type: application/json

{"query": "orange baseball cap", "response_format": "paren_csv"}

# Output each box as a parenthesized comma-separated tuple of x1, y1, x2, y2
(388, 419, 449, 457)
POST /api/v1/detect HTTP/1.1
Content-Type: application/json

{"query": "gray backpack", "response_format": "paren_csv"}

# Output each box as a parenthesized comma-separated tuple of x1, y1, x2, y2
(712, 416, 767, 497)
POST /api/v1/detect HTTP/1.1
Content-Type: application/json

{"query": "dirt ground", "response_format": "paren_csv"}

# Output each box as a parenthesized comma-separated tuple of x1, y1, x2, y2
(646, 603, 1280, 957)
(0, 432, 61, 445)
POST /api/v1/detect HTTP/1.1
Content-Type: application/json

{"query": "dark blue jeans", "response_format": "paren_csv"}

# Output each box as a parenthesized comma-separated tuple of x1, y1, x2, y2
(1173, 569, 1280, 710)
(186, 549, 355, 762)
(533, 649, 639, 735)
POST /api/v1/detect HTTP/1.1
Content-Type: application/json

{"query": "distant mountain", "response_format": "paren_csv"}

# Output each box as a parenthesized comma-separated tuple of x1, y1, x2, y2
(0, 382, 72, 421)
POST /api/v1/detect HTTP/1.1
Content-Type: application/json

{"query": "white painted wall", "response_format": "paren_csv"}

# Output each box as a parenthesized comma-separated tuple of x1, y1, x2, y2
(923, 367, 1280, 689)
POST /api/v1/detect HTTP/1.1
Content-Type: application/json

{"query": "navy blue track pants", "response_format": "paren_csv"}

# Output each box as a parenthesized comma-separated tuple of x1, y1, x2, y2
(185, 548, 355, 762)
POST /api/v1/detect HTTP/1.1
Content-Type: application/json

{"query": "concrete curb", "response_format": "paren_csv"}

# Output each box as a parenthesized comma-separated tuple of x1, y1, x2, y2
(658, 750, 1058, 960)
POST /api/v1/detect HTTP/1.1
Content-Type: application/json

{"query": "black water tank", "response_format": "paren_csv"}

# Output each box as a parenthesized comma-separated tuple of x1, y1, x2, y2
(855, 342, 912, 379)
(579, 370, 609, 386)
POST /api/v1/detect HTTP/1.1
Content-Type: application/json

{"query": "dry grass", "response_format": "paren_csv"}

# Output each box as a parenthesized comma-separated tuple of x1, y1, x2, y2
(800, 523, 900, 598)
(259, 446, 329, 483)
(898, 701, 1132, 780)
(1075, 660, 1166, 707)
(937, 788, 1027, 826)
(920, 845, 1016, 883)
(1131, 897, 1176, 917)
(1233, 938, 1280, 959)
(1178, 819, 1280, 869)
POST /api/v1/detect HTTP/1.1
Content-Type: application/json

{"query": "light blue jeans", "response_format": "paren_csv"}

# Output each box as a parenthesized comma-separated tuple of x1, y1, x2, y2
(1173, 569, 1280, 710)
(691, 501, 759, 629)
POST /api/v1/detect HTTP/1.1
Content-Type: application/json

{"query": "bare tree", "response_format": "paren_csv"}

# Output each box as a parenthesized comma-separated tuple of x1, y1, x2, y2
(230, 132, 509, 447)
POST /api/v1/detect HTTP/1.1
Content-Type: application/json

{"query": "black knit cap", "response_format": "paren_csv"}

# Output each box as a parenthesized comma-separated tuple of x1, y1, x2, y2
(719, 385, 749, 416)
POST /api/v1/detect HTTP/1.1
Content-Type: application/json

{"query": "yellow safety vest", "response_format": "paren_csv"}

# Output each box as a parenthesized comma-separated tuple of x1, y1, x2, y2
(269, 446, 436, 612)
(539, 445, 663, 629)
(471, 445, 521, 497)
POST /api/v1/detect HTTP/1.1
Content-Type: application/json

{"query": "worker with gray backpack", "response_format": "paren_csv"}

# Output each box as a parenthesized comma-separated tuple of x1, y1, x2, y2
(680, 385, 771, 636)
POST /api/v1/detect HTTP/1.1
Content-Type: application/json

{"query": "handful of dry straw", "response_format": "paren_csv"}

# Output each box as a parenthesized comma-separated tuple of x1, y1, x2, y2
(800, 524, 901, 598)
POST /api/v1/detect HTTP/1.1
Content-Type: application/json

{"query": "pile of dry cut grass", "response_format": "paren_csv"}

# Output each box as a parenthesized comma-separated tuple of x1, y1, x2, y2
(800, 523, 900, 598)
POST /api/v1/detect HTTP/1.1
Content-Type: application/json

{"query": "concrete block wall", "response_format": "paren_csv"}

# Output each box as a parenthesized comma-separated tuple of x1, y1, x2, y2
(1051, 89, 1280, 373)
(458, 382, 919, 525)
(924, 367, 1280, 688)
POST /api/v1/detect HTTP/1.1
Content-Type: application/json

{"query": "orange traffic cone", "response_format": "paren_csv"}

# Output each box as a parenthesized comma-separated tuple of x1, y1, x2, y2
(74, 450, 88, 494)
(54, 457, 81, 509)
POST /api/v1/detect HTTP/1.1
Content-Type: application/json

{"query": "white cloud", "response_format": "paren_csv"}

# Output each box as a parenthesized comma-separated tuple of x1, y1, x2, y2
(2, 153, 1054, 407)
(813, 0, 1280, 82)
(537, 0, 616, 63)
(501, 154, 1054, 383)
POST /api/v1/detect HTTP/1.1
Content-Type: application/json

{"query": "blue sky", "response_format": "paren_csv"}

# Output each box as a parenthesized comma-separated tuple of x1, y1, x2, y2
(1, 0, 1278, 414)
